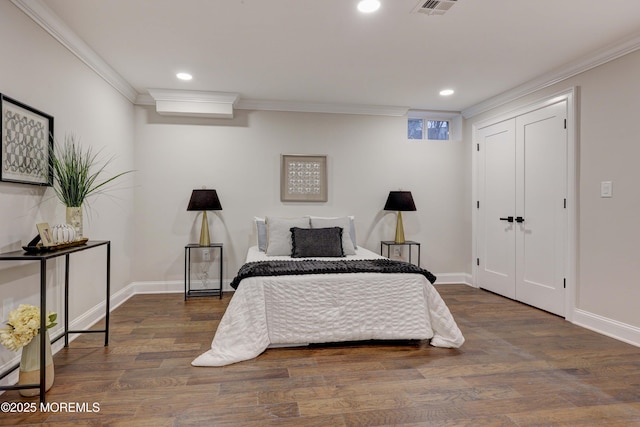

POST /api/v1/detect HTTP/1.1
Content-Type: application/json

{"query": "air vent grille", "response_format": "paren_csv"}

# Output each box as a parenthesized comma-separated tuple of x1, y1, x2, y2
(413, 0, 459, 16)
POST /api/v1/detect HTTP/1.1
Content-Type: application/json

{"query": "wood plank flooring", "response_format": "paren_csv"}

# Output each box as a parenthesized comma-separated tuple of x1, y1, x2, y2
(2, 284, 640, 426)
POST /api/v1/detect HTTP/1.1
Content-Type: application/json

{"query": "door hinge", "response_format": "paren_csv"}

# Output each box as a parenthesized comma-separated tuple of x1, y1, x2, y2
(477, 200, 480, 209)
(563, 278, 566, 289)
(564, 119, 567, 129)
(477, 143, 480, 151)
(477, 258, 480, 266)
(564, 198, 567, 209)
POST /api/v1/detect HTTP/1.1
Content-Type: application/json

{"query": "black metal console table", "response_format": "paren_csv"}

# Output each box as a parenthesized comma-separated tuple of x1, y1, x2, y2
(0, 240, 110, 403)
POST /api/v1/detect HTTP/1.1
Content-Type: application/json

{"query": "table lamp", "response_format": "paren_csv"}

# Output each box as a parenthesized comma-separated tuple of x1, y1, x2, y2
(187, 189, 222, 246)
(384, 191, 416, 244)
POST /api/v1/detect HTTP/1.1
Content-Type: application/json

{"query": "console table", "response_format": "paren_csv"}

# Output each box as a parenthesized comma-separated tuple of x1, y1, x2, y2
(0, 240, 110, 403)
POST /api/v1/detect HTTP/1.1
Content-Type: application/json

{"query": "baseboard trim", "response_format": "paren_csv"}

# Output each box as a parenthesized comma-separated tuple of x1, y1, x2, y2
(572, 308, 640, 348)
(434, 273, 472, 286)
(129, 280, 184, 295)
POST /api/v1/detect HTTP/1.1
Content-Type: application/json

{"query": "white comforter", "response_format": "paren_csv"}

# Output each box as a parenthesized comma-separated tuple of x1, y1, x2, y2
(192, 247, 464, 367)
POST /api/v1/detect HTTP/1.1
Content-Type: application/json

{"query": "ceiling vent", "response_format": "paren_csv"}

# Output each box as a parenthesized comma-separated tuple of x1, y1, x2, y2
(413, 0, 459, 16)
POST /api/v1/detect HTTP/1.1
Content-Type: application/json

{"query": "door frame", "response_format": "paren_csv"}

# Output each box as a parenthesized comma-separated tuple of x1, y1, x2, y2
(471, 87, 577, 321)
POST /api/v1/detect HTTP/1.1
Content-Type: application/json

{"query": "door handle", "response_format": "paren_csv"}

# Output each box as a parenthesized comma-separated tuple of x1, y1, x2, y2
(515, 216, 525, 223)
(499, 216, 514, 223)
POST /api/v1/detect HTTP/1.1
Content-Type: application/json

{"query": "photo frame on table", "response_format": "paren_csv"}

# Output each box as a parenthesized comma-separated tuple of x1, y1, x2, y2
(280, 154, 327, 202)
(0, 94, 54, 186)
(36, 223, 54, 247)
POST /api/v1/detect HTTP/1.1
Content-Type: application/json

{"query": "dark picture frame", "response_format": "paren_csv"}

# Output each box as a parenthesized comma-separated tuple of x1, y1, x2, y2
(0, 94, 54, 186)
(280, 154, 327, 202)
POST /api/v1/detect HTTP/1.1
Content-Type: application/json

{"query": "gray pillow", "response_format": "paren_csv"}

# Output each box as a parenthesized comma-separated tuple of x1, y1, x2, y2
(290, 227, 345, 258)
(265, 216, 310, 256)
(309, 216, 356, 255)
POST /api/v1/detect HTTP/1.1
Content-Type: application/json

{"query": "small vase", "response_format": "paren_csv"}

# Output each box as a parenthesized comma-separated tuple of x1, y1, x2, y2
(18, 331, 54, 397)
(66, 206, 83, 239)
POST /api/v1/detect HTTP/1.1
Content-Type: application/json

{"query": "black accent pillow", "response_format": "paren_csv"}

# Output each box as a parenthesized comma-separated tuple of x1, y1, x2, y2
(290, 227, 345, 258)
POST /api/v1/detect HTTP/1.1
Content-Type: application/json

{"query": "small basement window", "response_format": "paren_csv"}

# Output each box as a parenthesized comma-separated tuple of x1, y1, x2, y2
(408, 118, 450, 140)
(407, 111, 461, 141)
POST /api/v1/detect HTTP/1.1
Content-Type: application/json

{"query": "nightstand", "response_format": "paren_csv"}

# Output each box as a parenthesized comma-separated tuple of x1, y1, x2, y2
(185, 243, 223, 299)
(380, 240, 421, 267)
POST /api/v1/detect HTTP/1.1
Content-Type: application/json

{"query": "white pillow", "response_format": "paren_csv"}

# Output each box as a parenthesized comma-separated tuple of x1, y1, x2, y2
(254, 217, 267, 251)
(265, 216, 310, 256)
(308, 215, 357, 249)
(309, 216, 356, 255)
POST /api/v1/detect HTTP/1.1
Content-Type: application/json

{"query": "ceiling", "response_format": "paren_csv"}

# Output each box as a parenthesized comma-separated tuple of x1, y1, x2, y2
(20, 0, 640, 116)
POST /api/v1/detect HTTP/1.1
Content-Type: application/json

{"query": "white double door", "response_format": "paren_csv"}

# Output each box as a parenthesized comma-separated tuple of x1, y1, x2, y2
(476, 101, 567, 316)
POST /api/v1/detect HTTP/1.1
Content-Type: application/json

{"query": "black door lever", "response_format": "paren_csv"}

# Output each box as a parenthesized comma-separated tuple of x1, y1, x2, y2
(499, 216, 514, 223)
(515, 216, 525, 223)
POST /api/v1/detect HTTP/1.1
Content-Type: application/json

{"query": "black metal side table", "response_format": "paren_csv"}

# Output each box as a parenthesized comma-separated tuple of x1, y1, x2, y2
(380, 240, 421, 267)
(0, 240, 110, 403)
(184, 243, 223, 299)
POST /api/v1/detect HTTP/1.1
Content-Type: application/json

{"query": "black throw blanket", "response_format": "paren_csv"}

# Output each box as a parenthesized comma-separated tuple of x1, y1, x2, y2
(230, 259, 437, 289)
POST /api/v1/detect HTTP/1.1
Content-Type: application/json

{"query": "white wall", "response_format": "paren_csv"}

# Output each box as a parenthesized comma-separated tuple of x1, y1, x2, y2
(132, 107, 469, 286)
(0, 2, 135, 371)
(466, 49, 640, 333)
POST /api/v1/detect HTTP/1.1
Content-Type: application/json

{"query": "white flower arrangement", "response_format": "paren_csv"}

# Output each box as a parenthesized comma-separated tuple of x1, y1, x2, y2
(0, 305, 57, 351)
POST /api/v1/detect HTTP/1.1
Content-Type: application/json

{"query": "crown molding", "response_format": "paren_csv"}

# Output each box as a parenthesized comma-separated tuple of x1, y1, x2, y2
(147, 89, 239, 118)
(462, 31, 640, 118)
(15, 0, 640, 119)
(10, 0, 139, 103)
(236, 99, 409, 117)
(136, 94, 409, 117)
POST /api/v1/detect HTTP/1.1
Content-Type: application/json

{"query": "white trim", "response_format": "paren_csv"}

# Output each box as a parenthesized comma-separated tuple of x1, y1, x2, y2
(138, 95, 409, 117)
(10, 0, 138, 103)
(407, 110, 460, 119)
(147, 89, 240, 119)
(434, 273, 472, 286)
(573, 309, 640, 348)
(236, 99, 409, 117)
(471, 88, 577, 320)
(129, 280, 184, 295)
(463, 31, 640, 118)
(14, 0, 640, 118)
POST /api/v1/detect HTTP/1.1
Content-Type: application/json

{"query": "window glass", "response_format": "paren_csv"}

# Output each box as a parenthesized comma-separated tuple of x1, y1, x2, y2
(407, 118, 423, 140)
(427, 120, 449, 140)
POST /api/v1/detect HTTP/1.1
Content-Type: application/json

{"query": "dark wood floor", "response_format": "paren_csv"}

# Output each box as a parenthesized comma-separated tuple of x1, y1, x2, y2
(2, 284, 640, 426)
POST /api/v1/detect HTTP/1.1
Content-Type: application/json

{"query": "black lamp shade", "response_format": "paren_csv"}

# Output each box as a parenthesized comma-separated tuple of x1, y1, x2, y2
(187, 189, 222, 211)
(384, 191, 416, 211)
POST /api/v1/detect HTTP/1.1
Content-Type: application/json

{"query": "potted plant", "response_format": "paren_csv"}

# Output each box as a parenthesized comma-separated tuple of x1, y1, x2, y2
(49, 134, 131, 238)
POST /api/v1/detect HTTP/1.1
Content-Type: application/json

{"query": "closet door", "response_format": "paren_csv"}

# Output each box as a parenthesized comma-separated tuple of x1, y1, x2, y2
(515, 101, 567, 316)
(476, 100, 567, 317)
(476, 119, 516, 299)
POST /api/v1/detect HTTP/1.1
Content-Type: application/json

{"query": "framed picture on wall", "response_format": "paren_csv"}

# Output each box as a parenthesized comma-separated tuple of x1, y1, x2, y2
(0, 94, 54, 186)
(280, 154, 327, 202)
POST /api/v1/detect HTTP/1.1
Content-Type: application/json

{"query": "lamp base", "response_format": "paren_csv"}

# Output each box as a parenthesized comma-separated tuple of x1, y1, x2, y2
(199, 211, 211, 246)
(394, 211, 405, 244)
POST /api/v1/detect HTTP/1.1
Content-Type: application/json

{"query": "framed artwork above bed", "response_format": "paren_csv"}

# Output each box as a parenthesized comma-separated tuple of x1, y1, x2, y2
(280, 154, 327, 202)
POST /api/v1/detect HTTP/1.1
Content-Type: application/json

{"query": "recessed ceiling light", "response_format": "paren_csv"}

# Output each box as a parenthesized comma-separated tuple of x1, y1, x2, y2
(176, 72, 193, 81)
(358, 0, 380, 13)
(439, 89, 455, 96)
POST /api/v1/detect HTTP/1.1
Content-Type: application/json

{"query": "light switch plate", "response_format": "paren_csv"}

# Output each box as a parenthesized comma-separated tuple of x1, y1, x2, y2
(601, 181, 613, 198)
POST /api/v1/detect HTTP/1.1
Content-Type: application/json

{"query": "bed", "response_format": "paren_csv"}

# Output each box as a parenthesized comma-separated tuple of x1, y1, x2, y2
(192, 216, 464, 367)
